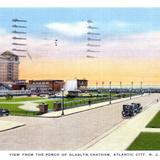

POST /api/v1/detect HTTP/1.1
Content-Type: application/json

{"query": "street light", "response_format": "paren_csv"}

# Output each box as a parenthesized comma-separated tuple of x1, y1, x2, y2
(61, 88, 64, 116)
(109, 81, 112, 104)
(96, 82, 98, 89)
(120, 81, 122, 98)
(102, 81, 104, 88)
(102, 81, 104, 92)
(149, 88, 151, 95)
(140, 81, 143, 96)
(130, 81, 133, 99)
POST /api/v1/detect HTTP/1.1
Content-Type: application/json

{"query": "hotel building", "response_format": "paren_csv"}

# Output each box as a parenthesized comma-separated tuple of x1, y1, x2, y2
(0, 51, 19, 82)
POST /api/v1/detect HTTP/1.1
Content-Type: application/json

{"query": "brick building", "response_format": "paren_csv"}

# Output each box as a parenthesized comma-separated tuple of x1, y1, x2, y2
(28, 80, 64, 93)
(0, 51, 19, 82)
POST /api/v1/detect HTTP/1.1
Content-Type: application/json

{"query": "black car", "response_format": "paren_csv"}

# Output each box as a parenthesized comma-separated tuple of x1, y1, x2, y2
(122, 103, 142, 118)
(131, 103, 143, 113)
(0, 108, 10, 116)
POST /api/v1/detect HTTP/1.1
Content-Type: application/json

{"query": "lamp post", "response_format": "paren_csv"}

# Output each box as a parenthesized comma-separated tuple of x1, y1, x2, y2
(102, 81, 104, 88)
(140, 81, 143, 96)
(130, 81, 133, 99)
(61, 88, 64, 116)
(96, 82, 98, 89)
(102, 81, 104, 92)
(120, 81, 122, 98)
(109, 81, 112, 104)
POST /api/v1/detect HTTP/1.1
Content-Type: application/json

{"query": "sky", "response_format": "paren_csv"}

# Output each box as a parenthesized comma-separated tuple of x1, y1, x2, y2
(1, 8, 160, 85)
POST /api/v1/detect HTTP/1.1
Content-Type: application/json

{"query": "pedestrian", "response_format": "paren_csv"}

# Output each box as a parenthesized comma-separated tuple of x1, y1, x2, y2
(88, 99, 91, 106)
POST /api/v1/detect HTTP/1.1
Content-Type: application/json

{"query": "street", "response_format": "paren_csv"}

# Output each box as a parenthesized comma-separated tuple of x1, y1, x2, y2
(0, 93, 159, 150)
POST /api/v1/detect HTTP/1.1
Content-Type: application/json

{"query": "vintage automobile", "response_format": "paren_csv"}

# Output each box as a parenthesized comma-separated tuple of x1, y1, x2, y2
(131, 103, 143, 113)
(0, 108, 10, 116)
(122, 103, 143, 117)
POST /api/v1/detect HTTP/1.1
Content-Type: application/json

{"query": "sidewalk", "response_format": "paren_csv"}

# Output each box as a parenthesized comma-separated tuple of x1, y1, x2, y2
(40, 94, 145, 118)
(19, 102, 39, 112)
(143, 128, 160, 133)
(80, 101, 160, 151)
(0, 120, 25, 132)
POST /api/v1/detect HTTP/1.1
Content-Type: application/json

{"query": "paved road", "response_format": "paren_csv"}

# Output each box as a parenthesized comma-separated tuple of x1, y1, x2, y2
(0, 93, 159, 150)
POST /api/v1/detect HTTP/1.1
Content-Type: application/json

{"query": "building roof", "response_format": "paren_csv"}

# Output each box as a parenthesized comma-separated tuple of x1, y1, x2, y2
(1, 50, 19, 58)
(29, 80, 64, 82)
(29, 80, 64, 81)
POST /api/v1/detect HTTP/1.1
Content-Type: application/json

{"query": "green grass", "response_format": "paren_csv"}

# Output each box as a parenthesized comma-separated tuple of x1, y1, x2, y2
(146, 111, 160, 128)
(37, 96, 110, 110)
(0, 103, 40, 116)
(0, 96, 42, 102)
(127, 132, 160, 150)
(38, 92, 134, 110)
(0, 92, 132, 116)
(0, 96, 111, 116)
(37, 98, 86, 110)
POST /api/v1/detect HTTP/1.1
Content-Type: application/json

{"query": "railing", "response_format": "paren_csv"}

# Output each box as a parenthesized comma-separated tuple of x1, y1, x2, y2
(0, 90, 31, 96)
(63, 93, 138, 109)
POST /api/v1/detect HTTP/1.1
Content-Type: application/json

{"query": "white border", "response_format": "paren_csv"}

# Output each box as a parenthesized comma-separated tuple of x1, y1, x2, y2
(1, 0, 160, 7)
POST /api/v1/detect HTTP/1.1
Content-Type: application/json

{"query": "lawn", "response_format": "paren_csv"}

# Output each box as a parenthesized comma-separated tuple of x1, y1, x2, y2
(36, 92, 135, 110)
(127, 132, 160, 150)
(0, 103, 40, 116)
(0, 94, 116, 116)
(146, 111, 160, 128)
(0, 96, 43, 102)
(0, 92, 133, 116)
(37, 96, 109, 110)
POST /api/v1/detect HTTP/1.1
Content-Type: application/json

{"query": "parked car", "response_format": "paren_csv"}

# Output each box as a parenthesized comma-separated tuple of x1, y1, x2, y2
(122, 103, 142, 118)
(0, 108, 10, 116)
(131, 103, 143, 113)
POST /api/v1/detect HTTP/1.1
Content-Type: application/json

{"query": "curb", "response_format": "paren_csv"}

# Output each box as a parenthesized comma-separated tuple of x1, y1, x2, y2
(0, 124, 26, 132)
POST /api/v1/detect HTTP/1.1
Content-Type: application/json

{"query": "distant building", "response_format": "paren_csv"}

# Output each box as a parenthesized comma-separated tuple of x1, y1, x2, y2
(0, 51, 19, 82)
(0, 82, 12, 90)
(12, 80, 27, 90)
(0, 80, 27, 91)
(65, 79, 88, 91)
(68, 90, 81, 97)
(77, 79, 88, 89)
(28, 80, 64, 94)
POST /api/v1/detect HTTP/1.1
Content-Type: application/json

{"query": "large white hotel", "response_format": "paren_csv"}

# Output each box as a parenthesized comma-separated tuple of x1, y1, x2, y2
(0, 51, 19, 82)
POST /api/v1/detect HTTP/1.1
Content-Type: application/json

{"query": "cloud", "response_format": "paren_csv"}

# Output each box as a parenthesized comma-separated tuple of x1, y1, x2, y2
(1, 29, 160, 83)
(45, 21, 88, 37)
(100, 31, 160, 59)
(1, 29, 160, 61)
(112, 21, 128, 29)
(24, 31, 160, 61)
(0, 27, 7, 35)
(0, 28, 12, 53)
(102, 21, 149, 37)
